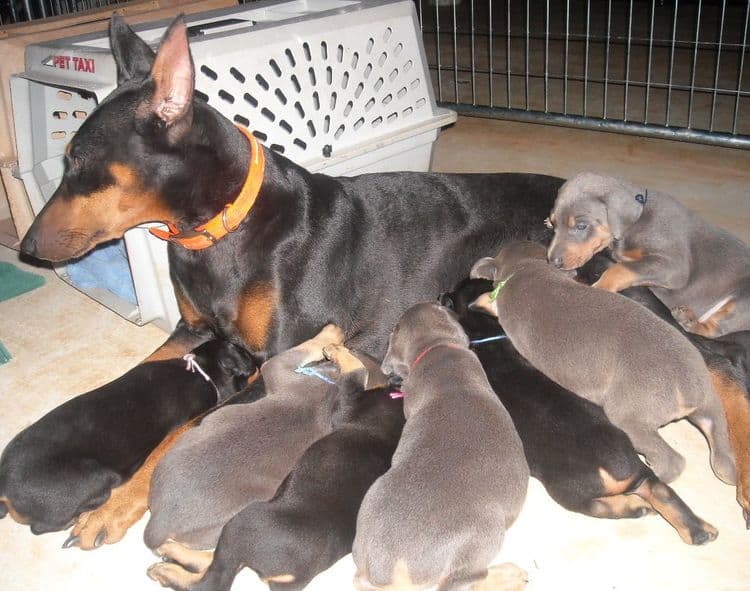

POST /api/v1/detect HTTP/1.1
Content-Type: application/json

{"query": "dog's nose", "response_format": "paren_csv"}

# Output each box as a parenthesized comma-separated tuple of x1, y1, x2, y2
(20, 234, 38, 257)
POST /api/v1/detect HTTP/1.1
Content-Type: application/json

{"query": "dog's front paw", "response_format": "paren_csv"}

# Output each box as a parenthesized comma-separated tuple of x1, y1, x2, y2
(323, 343, 363, 374)
(314, 324, 346, 348)
(63, 478, 148, 550)
(156, 540, 214, 573)
(671, 305, 698, 331)
(475, 562, 528, 591)
(148, 562, 203, 591)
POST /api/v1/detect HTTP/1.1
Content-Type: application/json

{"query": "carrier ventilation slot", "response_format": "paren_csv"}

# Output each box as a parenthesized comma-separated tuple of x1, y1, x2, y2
(194, 24, 429, 162)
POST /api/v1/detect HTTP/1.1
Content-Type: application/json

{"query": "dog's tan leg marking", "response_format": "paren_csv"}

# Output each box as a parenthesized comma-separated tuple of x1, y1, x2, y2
(589, 468, 654, 518)
(709, 368, 750, 524)
(294, 324, 346, 365)
(156, 540, 214, 573)
(592, 263, 640, 292)
(631, 477, 718, 545)
(263, 573, 296, 583)
(324, 343, 366, 374)
(598, 467, 637, 495)
(237, 282, 278, 352)
(619, 248, 644, 262)
(353, 559, 427, 591)
(673, 300, 736, 338)
(147, 561, 204, 589)
(471, 563, 528, 591)
(0, 496, 30, 525)
(588, 493, 653, 518)
(70, 421, 195, 550)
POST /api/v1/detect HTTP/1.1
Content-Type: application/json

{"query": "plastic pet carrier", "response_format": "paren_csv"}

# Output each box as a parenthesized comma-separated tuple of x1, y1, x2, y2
(11, 0, 456, 331)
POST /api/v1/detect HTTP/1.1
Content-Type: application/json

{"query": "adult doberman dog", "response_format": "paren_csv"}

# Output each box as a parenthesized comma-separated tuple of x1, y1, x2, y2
(8, 15, 562, 547)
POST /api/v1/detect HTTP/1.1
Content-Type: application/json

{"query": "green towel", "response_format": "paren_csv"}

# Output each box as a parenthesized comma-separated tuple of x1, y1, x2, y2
(0, 341, 10, 364)
(0, 261, 45, 302)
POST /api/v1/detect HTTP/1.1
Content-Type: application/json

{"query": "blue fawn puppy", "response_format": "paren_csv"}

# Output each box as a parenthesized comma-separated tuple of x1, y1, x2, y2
(353, 302, 529, 591)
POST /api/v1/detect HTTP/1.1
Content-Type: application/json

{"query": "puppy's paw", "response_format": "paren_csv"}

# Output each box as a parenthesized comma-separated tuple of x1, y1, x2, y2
(64, 479, 148, 550)
(323, 343, 364, 374)
(156, 540, 214, 574)
(148, 561, 203, 591)
(474, 562, 528, 591)
(685, 520, 718, 546)
(314, 324, 346, 348)
(671, 305, 698, 331)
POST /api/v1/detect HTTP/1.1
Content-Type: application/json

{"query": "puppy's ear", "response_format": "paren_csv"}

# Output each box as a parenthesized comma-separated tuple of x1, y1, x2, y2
(140, 16, 195, 143)
(468, 292, 498, 318)
(110, 15, 155, 84)
(470, 257, 498, 281)
(603, 187, 647, 241)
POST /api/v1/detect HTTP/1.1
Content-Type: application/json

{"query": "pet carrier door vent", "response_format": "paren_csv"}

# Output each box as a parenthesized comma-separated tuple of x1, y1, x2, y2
(195, 21, 430, 162)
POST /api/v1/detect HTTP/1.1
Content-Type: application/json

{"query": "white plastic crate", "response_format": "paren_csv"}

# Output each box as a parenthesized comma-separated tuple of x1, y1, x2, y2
(11, 0, 456, 331)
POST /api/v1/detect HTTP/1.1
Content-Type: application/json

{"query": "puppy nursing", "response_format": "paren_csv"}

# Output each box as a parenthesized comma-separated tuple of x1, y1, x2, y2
(354, 303, 529, 591)
(471, 241, 736, 487)
(144, 325, 346, 550)
(547, 171, 750, 337)
(0, 339, 254, 537)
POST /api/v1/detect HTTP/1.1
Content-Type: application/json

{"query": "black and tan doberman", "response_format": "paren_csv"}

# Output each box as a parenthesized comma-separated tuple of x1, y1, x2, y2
(6, 13, 564, 548)
(547, 171, 750, 337)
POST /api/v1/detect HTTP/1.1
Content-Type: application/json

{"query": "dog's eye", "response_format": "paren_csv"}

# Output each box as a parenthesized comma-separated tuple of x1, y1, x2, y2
(574, 222, 588, 231)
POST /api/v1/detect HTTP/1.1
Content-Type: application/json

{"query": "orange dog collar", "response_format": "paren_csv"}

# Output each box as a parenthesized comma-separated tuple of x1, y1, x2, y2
(149, 125, 265, 250)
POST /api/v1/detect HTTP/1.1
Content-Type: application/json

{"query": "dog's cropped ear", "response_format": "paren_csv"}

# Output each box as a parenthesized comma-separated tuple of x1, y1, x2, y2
(146, 15, 195, 141)
(470, 257, 498, 281)
(603, 186, 647, 241)
(110, 15, 155, 84)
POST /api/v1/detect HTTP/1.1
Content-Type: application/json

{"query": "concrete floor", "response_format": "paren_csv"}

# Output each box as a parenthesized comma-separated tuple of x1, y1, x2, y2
(1, 117, 749, 591)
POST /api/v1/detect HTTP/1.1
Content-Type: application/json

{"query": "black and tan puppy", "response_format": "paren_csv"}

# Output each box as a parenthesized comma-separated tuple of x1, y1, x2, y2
(547, 171, 750, 337)
(146, 344, 404, 591)
(144, 325, 348, 551)
(471, 241, 736, 487)
(0, 339, 254, 537)
(442, 278, 718, 545)
(353, 303, 529, 591)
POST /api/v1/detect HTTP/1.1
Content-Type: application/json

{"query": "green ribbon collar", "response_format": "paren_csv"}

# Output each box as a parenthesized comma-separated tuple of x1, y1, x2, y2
(489, 273, 514, 302)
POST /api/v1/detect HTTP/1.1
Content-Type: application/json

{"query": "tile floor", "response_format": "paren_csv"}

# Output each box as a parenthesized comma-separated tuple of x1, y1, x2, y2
(1, 117, 749, 591)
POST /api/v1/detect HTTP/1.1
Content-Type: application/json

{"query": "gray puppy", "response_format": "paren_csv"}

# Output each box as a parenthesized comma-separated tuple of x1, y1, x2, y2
(547, 171, 750, 338)
(471, 241, 736, 486)
(144, 324, 345, 550)
(353, 302, 529, 591)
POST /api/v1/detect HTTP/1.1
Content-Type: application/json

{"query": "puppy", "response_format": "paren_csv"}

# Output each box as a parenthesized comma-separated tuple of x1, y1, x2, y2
(144, 325, 348, 550)
(442, 278, 719, 545)
(146, 344, 405, 591)
(471, 240, 736, 486)
(353, 302, 529, 591)
(547, 171, 750, 337)
(577, 254, 750, 528)
(0, 339, 255, 536)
